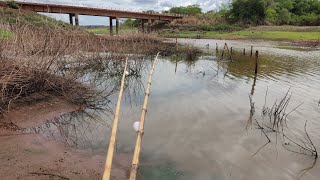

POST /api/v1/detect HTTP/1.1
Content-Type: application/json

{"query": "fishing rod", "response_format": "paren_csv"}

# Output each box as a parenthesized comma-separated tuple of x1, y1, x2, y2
(129, 52, 160, 180)
(102, 57, 128, 180)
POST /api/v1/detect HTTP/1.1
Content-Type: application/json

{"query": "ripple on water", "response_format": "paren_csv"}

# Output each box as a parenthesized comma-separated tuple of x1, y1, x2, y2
(23, 40, 320, 180)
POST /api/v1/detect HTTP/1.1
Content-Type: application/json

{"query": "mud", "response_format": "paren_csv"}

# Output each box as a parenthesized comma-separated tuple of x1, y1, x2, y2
(0, 98, 130, 180)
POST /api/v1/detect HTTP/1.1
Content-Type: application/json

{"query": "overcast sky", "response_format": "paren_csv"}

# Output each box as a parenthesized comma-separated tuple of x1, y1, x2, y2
(18, 0, 227, 25)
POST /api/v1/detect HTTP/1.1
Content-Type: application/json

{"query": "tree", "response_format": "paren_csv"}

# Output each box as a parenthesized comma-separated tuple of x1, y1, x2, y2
(227, 0, 320, 25)
(123, 18, 141, 28)
(165, 0, 320, 25)
(229, 0, 267, 24)
(6, 0, 20, 9)
(270, 0, 320, 25)
(168, 4, 202, 15)
(279, 0, 293, 10)
(266, 8, 278, 23)
(278, 8, 291, 24)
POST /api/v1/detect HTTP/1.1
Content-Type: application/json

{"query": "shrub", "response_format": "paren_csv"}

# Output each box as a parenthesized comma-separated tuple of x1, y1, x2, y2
(6, 1, 20, 9)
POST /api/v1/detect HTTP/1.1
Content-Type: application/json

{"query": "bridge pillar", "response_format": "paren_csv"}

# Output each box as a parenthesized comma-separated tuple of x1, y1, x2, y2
(109, 17, 113, 36)
(148, 19, 152, 32)
(75, 14, 79, 26)
(116, 17, 119, 35)
(141, 19, 145, 33)
(69, 14, 74, 25)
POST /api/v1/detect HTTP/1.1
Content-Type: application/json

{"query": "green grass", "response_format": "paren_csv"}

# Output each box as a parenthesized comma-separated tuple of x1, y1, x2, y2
(86, 27, 109, 34)
(85, 27, 138, 34)
(162, 28, 320, 41)
(248, 25, 320, 32)
(0, 30, 14, 39)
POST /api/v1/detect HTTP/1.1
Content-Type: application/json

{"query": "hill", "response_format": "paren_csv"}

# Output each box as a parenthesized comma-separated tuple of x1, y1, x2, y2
(0, 4, 69, 27)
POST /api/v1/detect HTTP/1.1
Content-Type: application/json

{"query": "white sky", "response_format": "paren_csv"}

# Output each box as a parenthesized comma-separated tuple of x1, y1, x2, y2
(17, 0, 227, 25)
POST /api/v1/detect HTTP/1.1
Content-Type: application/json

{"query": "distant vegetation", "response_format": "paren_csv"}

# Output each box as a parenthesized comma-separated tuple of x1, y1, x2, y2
(167, 0, 320, 28)
(163, 4, 202, 16)
(165, 0, 320, 26)
(6, 0, 20, 9)
(158, 0, 320, 41)
(228, 0, 320, 25)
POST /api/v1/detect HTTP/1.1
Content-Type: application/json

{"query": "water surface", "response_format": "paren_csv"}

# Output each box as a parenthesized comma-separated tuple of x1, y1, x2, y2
(31, 39, 320, 180)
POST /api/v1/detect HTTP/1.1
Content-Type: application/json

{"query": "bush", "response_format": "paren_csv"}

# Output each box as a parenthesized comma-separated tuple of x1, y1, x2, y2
(169, 23, 244, 32)
(299, 13, 320, 26)
(6, 1, 20, 9)
(167, 4, 202, 15)
(168, 13, 241, 32)
(0, 22, 172, 114)
(278, 8, 291, 25)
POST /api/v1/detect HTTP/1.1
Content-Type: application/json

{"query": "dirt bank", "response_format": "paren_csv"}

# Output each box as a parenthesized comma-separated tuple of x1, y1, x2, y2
(166, 36, 320, 48)
(1, 97, 79, 128)
(0, 99, 130, 180)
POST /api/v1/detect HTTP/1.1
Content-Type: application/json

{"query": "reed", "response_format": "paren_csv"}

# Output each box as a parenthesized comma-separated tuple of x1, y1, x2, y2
(247, 89, 317, 178)
(221, 43, 233, 61)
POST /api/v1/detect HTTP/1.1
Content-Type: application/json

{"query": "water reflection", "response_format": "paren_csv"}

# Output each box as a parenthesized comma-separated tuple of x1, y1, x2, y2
(250, 73, 257, 95)
(168, 53, 200, 68)
(18, 111, 108, 149)
(2, 55, 152, 151)
(7, 42, 320, 179)
(136, 45, 320, 179)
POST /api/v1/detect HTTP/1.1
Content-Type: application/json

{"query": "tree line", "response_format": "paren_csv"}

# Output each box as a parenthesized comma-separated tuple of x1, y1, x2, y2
(166, 0, 320, 26)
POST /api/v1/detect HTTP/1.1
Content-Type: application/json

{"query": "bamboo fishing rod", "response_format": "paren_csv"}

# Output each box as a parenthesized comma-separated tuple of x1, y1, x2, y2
(129, 52, 160, 180)
(102, 57, 128, 180)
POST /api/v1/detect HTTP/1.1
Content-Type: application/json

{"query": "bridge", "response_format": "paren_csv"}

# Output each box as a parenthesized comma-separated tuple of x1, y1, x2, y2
(1, 1, 183, 35)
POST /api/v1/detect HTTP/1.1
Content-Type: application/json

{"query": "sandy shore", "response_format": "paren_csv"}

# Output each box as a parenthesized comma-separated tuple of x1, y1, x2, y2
(0, 98, 130, 180)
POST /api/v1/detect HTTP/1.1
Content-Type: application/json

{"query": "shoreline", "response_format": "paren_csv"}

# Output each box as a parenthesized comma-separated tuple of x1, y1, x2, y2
(163, 35, 320, 47)
(0, 98, 129, 180)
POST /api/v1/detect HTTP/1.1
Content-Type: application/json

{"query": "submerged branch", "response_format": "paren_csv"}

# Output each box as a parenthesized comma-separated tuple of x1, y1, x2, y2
(247, 89, 318, 177)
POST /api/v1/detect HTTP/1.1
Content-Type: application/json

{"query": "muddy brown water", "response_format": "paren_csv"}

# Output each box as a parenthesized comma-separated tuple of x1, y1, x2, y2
(17, 39, 320, 180)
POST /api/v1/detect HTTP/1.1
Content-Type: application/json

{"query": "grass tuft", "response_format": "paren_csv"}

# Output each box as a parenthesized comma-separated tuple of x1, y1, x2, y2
(0, 29, 14, 39)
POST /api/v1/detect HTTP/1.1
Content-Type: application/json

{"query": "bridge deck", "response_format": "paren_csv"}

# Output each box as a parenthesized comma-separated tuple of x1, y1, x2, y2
(15, 2, 183, 21)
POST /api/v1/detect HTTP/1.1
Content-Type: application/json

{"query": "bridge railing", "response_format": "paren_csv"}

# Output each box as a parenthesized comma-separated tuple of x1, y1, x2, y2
(16, 1, 187, 18)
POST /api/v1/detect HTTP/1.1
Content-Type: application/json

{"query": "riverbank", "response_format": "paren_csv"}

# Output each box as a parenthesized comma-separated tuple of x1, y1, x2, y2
(85, 25, 320, 46)
(160, 26, 320, 45)
(0, 7, 177, 180)
(0, 96, 131, 180)
(2, 4, 319, 179)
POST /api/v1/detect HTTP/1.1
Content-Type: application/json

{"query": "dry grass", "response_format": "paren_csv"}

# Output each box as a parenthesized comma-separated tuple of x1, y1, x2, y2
(0, 19, 173, 116)
(170, 14, 224, 26)
(248, 89, 318, 178)
(0, 24, 168, 56)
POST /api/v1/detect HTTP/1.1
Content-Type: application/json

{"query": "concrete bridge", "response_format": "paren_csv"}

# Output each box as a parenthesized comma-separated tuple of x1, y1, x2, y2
(7, 2, 184, 35)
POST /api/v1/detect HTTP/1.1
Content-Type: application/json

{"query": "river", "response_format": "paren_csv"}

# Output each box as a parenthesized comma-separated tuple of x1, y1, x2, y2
(28, 39, 320, 180)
